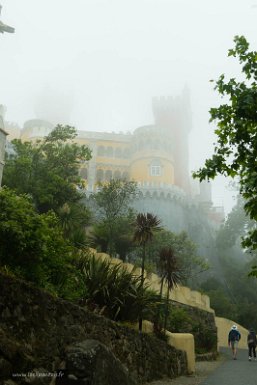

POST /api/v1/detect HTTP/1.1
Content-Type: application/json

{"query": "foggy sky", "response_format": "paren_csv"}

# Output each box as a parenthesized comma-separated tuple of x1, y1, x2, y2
(1, 0, 257, 213)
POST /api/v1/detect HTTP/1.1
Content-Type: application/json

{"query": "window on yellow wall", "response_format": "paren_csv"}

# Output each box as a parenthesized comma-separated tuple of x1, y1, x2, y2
(105, 170, 112, 181)
(96, 169, 104, 182)
(114, 170, 121, 180)
(115, 147, 122, 158)
(97, 146, 105, 156)
(106, 147, 113, 157)
(123, 148, 129, 158)
(151, 165, 161, 176)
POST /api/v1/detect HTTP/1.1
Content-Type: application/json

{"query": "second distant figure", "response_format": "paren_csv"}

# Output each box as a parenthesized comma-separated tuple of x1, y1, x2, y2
(247, 328, 257, 361)
(228, 324, 241, 360)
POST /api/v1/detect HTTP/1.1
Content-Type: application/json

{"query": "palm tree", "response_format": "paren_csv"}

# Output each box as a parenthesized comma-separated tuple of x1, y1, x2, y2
(159, 247, 184, 331)
(133, 212, 162, 331)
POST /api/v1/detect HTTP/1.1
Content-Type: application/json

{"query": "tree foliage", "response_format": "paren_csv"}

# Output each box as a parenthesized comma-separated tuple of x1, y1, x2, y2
(193, 36, 257, 252)
(200, 257, 257, 331)
(145, 230, 208, 283)
(3, 125, 91, 214)
(0, 187, 74, 294)
(215, 195, 252, 251)
(90, 209, 136, 260)
(92, 179, 138, 256)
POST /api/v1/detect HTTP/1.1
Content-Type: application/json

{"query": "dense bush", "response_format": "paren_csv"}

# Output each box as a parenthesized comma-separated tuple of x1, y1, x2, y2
(0, 187, 77, 297)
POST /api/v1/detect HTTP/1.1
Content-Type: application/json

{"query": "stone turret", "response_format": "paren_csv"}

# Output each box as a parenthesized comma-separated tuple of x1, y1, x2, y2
(130, 124, 175, 186)
(21, 119, 54, 141)
(152, 88, 192, 193)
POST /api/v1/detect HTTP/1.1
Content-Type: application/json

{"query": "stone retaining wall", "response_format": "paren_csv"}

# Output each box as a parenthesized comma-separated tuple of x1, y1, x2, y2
(0, 273, 187, 384)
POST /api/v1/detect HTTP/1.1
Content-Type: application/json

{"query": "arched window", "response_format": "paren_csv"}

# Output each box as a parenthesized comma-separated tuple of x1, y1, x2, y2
(149, 159, 162, 177)
(115, 147, 122, 158)
(106, 146, 113, 157)
(149, 139, 153, 149)
(123, 148, 130, 158)
(145, 191, 151, 199)
(96, 169, 104, 183)
(105, 170, 112, 181)
(114, 170, 121, 180)
(97, 146, 105, 156)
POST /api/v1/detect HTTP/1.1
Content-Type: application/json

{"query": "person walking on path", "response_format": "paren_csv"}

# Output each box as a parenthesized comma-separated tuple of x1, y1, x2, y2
(247, 328, 257, 361)
(228, 324, 241, 360)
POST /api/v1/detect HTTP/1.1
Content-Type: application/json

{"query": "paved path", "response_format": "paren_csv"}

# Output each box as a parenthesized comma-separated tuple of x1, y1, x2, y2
(200, 348, 256, 385)
(145, 348, 255, 385)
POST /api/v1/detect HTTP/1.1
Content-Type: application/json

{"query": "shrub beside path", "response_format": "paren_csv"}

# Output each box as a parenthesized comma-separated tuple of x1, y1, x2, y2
(144, 347, 256, 385)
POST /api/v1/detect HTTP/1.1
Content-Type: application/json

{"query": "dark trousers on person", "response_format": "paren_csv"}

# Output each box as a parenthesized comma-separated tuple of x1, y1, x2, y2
(248, 343, 256, 358)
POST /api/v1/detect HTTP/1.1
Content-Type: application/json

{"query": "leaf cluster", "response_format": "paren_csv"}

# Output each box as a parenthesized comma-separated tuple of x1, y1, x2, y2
(133, 213, 162, 246)
(193, 36, 257, 250)
(92, 179, 138, 256)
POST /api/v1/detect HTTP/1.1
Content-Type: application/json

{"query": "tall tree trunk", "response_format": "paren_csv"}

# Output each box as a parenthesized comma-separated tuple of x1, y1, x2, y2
(139, 243, 146, 332)
(160, 277, 164, 297)
(155, 277, 164, 331)
(164, 283, 170, 332)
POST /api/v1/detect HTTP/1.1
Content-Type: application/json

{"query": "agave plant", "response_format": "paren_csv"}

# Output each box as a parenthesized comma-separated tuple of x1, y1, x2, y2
(74, 251, 160, 322)
(133, 212, 162, 331)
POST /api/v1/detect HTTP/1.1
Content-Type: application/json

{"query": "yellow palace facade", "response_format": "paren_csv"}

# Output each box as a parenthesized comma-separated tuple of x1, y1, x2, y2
(5, 91, 224, 228)
(17, 93, 191, 198)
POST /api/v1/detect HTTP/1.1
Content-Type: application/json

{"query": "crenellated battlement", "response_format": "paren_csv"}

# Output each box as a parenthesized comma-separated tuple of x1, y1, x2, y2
(152, 88, 191, 133)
